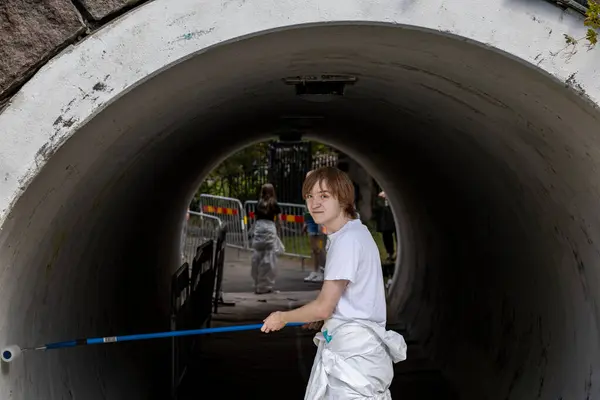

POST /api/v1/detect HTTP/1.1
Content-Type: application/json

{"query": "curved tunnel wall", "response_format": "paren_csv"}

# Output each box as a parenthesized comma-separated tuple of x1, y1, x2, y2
(2, 0, 600, 399)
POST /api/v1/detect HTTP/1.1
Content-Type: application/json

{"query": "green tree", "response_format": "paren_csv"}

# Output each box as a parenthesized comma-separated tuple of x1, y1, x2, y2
(192, 140, 339, 208)
(212, 142, 270, 176)
(191, 142, 270, 208)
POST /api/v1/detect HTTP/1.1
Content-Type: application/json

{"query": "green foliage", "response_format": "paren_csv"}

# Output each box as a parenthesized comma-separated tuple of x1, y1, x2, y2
(584, 0, 600, 46)
(192, 140, 340, 209)
(560, 1, 600, 55)
(564, 33, 578, 46)
(311, 142, 331, 156)
(586, 28, 598, 45)
(189, 143, 270, 209)
(215, 142, 270, 175)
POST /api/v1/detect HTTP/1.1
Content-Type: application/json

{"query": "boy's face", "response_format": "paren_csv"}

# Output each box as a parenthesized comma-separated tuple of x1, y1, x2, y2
(305, 180, 342, 226)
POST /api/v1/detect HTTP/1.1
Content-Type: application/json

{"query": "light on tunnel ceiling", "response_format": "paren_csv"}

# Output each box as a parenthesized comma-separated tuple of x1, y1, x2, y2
(283, 74, 358, 102)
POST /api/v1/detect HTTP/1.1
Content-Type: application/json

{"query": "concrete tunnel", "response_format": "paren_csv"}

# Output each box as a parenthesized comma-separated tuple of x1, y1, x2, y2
(1, 0, 600, 398)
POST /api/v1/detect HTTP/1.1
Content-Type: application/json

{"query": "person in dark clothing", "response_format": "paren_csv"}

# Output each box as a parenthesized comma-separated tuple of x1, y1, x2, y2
(251, 183, 285, 294)
(255, 184, 282, 235)
(376, 191, 396, 263)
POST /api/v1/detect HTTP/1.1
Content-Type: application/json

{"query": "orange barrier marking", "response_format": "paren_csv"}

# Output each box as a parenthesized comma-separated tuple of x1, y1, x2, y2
(202, 205, 239, 215)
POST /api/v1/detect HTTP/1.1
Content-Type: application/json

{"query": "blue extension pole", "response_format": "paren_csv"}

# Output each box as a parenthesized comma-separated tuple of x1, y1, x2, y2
(42, 322, 305, 350)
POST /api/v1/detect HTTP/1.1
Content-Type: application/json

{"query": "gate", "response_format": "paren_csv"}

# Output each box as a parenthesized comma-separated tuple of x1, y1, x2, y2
(268, 141, 312, 204)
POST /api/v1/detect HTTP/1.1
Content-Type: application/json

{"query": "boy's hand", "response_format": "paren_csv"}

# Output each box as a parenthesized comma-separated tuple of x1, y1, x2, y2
(261, 311, 287, 333)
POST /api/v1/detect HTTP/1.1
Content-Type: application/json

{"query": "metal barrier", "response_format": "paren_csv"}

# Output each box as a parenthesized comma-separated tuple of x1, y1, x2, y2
(199, 194, 248, 250)
(244, 200, 311, 261)
(213, 225, 235, 313)
(170, 262, 193, 396)
(190, 240, 215, 330)
(170, 221, 228, 397)
(181, 211, 222, 266)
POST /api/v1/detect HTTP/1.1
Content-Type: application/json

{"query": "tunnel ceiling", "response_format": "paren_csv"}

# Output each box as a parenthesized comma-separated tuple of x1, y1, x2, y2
(1, 0, 598, 222)
(2, 1, 600, 400)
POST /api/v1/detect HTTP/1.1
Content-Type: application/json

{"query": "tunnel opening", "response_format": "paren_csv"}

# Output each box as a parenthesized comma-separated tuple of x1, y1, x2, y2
(177, 138, 422, 400)
(1, 19, 600, 400)
(185, 138, 400, 285)
(175, 137, 414, 398)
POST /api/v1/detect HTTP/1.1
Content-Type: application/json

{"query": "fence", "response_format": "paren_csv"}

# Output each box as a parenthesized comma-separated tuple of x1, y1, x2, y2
(244, 200, 311, 262)
(198, 194, 248, 250)
(181, 211, 222, 265)
(213, 225, 234, 313)
(190, 240, 216, 329)
(268, 141, 312, 204)
(171, 195, 316, 395)
(170, 262, 193, 396)
(170, 224, 228, 398)
(193, 140, 339, 205)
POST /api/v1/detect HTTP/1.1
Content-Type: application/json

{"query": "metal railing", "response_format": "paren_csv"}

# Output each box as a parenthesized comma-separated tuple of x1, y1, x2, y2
(199, 194, 248, 250)
(190, 240, 216, 330)
(171, 224, 227, 398)
(181, 211, 222, 266)
(244, 200, 310, 261)
(170, 262, 193, 396)
(213, 225, 235, 314)
(171, 195, 317, 394)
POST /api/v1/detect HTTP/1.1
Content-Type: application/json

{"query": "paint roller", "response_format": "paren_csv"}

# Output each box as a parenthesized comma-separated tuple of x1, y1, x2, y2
(1, 322, 304, 363)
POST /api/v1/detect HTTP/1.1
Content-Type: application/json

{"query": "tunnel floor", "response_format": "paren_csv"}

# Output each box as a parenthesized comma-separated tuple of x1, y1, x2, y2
(177, 250, 459, 399)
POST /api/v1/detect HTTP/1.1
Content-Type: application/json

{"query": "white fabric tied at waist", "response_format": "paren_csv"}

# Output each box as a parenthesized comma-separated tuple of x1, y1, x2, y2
(304, 318, 407, 400)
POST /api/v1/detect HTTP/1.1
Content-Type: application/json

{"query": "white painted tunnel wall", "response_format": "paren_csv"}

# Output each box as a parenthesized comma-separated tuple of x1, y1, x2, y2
(2, 0, 599, 225)
(1, 0, 600, 399)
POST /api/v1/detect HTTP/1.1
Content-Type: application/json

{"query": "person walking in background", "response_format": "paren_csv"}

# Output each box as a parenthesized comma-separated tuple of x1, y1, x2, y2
(376, 191, 396, 263)
(250, 183, 285, 294)
(303, 170, 327, 283)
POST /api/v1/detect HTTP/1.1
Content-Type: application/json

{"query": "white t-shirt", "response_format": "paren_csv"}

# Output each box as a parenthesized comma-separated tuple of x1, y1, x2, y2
(324, 219, 387, 327)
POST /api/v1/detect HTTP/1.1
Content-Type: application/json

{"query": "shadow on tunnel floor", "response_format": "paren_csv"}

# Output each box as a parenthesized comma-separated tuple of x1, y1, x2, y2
(177, 327, 460, 399)
(177, 250, 459, 399)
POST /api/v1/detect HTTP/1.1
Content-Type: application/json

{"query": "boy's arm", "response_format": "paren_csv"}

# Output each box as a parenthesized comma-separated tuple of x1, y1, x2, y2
(261, 280, 347, 332)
